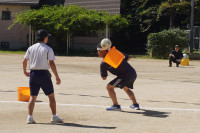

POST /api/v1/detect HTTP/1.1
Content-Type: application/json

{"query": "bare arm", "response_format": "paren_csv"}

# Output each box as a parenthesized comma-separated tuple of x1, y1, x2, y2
(23, 58, 30, 77)
(169, 54, 175, 58)
(49, 60, 61, 85)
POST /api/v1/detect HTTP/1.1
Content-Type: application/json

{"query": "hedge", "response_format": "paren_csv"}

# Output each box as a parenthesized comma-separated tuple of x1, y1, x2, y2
(147, 28, 189, 59)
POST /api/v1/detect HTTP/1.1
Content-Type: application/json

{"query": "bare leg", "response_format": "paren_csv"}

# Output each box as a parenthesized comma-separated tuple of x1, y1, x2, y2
(28, 96, 37, 115)
(106, 84, 119, 105)
(123, 86, 137, 104)
(48, 93, 56, 115)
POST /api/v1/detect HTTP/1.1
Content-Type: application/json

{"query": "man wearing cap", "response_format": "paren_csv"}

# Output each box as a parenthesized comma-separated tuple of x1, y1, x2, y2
(169, 45, 183, 67)
(23, 29, 63, 124)
(97, 38, 140, 111)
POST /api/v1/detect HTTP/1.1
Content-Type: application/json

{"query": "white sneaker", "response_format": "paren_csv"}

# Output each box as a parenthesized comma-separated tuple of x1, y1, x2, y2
(51, 114, 63, 123)
(27, 117, 36, 124)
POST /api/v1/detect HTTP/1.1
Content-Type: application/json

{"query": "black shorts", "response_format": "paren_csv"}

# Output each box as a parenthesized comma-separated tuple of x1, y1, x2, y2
(29, 70, 54, 96)
(109, 73, 137, 89)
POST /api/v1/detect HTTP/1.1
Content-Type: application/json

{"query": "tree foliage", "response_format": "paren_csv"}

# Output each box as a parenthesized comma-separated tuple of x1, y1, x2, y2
(9, 5, 128, 35)
(130, 0, 199, 32)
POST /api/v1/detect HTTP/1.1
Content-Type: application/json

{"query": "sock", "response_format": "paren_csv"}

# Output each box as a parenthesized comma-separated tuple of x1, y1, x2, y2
(53, 114, 57, 117)
(28, 115, 33, 119)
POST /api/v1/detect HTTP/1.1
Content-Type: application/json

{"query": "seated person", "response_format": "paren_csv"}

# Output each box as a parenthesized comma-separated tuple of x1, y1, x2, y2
(169, 45, 183, 67)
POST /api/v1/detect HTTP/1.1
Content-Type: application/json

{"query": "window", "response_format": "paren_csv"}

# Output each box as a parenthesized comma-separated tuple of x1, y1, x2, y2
(2, 11, 11, 20)
(0, 42, 9, 49)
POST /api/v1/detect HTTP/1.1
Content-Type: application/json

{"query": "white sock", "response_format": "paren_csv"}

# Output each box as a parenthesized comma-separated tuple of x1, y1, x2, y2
(53, 114, 57, 117)
(28, 115, 33, 119)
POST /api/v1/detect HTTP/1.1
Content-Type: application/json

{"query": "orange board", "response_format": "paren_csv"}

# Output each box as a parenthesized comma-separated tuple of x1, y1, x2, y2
(103, 46, 124, 68)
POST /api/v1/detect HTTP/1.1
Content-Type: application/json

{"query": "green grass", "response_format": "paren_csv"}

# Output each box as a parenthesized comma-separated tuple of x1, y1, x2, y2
(0, 50, 25, 54)
(129, 55, 151, 59)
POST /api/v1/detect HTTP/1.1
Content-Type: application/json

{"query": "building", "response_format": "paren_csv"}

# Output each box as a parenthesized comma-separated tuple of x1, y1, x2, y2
(0, 0, 121, 51)
(64, 0, 121, 52)
(0, 0, 39, 50)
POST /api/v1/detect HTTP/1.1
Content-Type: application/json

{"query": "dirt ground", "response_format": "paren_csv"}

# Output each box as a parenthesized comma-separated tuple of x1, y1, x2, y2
(0, 54, 200, 133)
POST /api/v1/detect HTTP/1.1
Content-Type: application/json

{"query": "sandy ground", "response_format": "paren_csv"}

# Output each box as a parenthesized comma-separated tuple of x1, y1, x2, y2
(0, 54, 200, 133)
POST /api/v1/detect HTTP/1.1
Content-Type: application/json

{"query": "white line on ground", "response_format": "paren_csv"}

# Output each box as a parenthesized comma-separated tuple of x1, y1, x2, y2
(0, 100, 200, 112)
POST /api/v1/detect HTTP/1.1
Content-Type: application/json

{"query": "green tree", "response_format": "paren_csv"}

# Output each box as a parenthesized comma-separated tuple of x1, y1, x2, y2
(9, 5, 128, 53)
(10, 5, 128, 34)
(158, 0, 191, 28)
(130, 0, 199, 32)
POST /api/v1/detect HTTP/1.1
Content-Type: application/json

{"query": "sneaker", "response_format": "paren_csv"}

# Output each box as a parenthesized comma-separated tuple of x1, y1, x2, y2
(169, 64, 172, 67)
(130, 104, 140, 110)
(27, 117, 36, 124)
(51, 114, 63, 123)
(106, 105, 121, 111)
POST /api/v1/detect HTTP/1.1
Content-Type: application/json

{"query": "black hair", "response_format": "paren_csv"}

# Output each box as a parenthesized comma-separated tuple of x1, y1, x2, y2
(37, 37, 45, 42)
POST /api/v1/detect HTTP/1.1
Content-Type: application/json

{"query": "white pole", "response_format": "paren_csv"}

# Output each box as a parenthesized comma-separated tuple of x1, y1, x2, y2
(31, 29, 34, 45)
(190, 0, 194, 52)
(29, 25, 31, 46)
(106, 24, 108, 38)
(66, 33, 69, 54)
(199, 27, 200, 49)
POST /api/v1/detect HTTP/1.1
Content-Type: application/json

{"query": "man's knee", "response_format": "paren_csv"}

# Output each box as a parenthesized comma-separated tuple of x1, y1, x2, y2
(106, 84, 114, 91)
(169, 56, 173, 61)
(123, 86, 130, 93)
(48, 93, 55, 102)
(29, 96, 37, 102)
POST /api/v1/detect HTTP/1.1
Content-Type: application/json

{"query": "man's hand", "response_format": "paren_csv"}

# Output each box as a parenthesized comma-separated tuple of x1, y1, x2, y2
(56, 76, 61, 85)
(23, 59, 29, 77)
(24, 71, 30, 77)
(49, 60, 61, 85)
(127, 57, 131, 61)
(102, 77, 107, 80)
(169, 54, 175, 58)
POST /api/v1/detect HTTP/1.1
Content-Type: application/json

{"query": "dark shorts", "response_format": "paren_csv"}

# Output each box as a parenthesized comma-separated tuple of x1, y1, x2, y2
(29, 70, 54, 96)
(109, 72, 137, 89)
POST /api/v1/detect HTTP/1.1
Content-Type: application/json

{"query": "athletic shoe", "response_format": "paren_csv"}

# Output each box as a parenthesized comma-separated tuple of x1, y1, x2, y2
(106, 105, 121, 111)
(130, 104, 140, 110)
(51, 114, 63, 123)
(27, 117, 36, 124)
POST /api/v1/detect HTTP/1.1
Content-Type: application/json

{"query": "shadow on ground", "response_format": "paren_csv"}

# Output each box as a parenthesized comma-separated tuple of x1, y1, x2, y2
(38, 122, 116, 129)
(58, 92, 200, 105)
(122, 109, 170, 118)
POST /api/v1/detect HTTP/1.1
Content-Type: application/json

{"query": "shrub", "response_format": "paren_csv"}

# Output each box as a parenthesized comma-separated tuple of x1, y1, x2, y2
(147, 28, 189, 59)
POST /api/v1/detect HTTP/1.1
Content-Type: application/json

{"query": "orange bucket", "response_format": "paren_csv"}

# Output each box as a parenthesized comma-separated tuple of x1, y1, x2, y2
(18, 87, 30, 102)
(103, 46, 125, 68)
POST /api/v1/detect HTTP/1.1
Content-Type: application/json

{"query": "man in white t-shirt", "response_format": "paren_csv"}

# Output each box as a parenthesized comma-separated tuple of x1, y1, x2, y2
(23, 29, 63, 124)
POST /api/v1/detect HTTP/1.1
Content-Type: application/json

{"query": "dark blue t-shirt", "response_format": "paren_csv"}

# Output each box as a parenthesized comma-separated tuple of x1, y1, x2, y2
(100, 54, 136, 78)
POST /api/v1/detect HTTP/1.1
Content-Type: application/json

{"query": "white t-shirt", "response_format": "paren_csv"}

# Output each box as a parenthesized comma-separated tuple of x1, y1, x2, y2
(24, 43, 55, 70)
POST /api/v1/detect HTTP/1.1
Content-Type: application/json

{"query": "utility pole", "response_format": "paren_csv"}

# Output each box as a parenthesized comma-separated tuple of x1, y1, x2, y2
(190, 0, 194, 53)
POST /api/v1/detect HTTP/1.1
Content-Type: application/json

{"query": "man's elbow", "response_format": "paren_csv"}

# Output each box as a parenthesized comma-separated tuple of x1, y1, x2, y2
(49, 60, 55, 66)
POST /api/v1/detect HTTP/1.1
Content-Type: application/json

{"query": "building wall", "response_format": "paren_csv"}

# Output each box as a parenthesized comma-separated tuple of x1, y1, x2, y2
(72, 31, 107, 51)
(0, 5, 30, 50)
(65, 0, 120, 15)
(65, 0, 120, 51)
